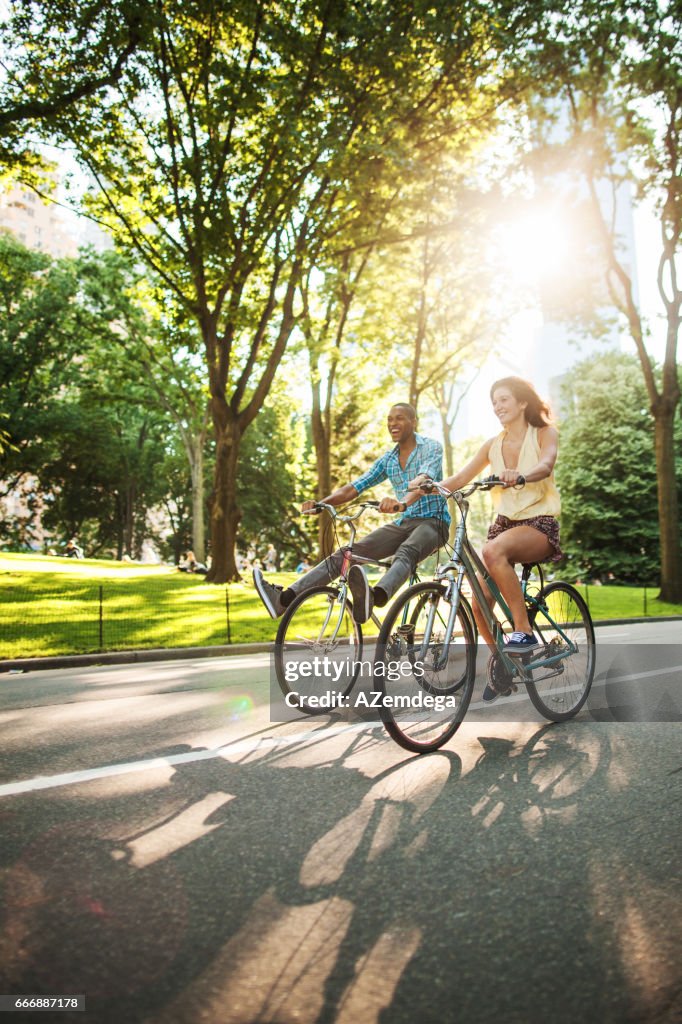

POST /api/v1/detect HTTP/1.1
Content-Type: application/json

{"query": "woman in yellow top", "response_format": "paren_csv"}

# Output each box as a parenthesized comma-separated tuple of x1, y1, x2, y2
(410, 376, 562, 698)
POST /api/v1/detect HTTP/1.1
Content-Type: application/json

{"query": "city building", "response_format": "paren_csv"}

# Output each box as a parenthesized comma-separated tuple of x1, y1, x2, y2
(0, 181, 78, 259)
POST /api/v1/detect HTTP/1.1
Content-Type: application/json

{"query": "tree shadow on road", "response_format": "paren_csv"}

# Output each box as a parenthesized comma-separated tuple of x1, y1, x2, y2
(1, 717, 680, 1024)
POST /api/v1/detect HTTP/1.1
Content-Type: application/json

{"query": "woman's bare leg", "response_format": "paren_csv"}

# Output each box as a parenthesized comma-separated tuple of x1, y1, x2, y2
(482, 526, 553, 635)
(472, 576, 498, 656)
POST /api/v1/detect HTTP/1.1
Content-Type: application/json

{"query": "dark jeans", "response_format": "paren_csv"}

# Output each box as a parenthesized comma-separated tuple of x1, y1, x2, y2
(289, 516, 448, 602)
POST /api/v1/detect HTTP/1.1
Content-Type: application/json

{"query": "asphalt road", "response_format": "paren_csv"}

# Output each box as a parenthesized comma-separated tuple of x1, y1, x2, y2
(0, 621, 681, 1024)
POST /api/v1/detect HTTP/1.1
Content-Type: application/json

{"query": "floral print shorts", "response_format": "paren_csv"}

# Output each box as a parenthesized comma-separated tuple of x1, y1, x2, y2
(486, 515, 564, 563)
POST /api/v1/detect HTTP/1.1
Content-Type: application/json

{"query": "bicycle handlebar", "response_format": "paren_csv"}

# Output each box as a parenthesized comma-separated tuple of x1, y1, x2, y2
(301, 500, 382, 522)
(419, 474, 525, 499)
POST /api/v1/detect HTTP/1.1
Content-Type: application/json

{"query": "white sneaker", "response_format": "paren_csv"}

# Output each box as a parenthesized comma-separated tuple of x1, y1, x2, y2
(253, 567, 286, 618)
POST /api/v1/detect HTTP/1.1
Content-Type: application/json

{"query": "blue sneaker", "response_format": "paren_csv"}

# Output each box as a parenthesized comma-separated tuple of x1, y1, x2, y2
(505, 631, 542, 656)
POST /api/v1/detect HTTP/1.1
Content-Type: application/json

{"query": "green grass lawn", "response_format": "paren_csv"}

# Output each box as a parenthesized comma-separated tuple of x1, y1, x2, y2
(0, 553, 283, 659)
(1, 553, 680, 660)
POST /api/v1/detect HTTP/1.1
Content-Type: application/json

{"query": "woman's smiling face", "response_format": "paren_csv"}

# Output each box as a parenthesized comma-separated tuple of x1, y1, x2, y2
(491, 386, 527, 426)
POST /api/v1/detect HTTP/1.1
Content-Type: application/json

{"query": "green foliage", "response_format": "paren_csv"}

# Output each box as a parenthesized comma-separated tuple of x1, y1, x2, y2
(236, 394, 313, 568)
(37, 394, 170, 557)
(0, 231, 84, 471)
(0, 0, 151, 177)
(0, 234, 184, 556)
(556, 352, 681, 584)
(511, 0, 682, 598)
(2, 0, 514, 579)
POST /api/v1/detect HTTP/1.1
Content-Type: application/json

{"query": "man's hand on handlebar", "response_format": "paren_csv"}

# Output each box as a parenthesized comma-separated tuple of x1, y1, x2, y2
(407, 473, 434, 492)
(379, 496, 403, 514)
(301, 500, 321, 514)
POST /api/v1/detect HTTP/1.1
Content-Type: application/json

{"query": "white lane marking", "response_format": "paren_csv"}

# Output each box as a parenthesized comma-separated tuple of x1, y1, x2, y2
(0, 721, 382, 799)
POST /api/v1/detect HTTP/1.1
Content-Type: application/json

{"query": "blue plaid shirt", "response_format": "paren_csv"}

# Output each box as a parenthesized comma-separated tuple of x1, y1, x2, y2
(351, 433, 450, 527)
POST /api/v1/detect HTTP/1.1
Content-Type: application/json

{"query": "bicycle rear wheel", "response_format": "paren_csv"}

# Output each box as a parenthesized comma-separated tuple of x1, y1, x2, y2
(275, 586, 362, 714)
(374, 582, 477, 753)
(526, 582, 595, 721)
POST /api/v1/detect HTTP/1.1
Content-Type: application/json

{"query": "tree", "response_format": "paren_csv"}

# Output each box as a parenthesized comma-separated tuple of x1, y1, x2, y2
(556, 352, 681, 584)
(297, 240, 399, 556)
(0, 230, 84, 489)
(0, 0, 151, 177)
(38, 392, 170, 558)
(5, 0, 505, 581)
(236, 393, 312, 567)
(0, 234, 183, 556)
(516, 0, 682, 599)
(76, 254, 212, 562)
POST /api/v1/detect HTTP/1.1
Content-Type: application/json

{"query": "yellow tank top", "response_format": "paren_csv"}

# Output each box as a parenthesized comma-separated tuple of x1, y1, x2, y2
(488, 425, 561, 519)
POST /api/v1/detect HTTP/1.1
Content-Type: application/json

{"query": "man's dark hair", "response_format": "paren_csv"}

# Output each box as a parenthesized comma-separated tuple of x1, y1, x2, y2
(390, 402, 417, 420)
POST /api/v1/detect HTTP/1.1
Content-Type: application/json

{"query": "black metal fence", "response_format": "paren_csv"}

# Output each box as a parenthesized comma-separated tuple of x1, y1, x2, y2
(0, 578, 254, 660)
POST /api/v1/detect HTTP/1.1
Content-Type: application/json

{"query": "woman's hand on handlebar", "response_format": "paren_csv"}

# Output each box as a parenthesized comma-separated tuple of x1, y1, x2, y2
(495, 469, 526, 488)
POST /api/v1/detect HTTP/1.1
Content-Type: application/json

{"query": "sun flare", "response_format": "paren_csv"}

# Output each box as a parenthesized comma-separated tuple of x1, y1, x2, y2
(498, 205, 574, 286)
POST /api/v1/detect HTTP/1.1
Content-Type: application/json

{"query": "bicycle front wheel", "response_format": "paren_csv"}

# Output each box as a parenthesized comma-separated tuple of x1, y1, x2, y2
(374, 583, 477, 753)
(274, 586, 362, 714)
(527, 582, 595, 721)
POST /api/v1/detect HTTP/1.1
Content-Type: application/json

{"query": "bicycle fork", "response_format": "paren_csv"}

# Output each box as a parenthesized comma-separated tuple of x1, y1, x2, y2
(413, 566, 466, 670)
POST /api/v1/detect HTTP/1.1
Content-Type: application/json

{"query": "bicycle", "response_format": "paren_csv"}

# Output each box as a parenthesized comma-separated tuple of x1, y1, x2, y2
(373, 477, 596, 753)
(274, 501, 468, 714)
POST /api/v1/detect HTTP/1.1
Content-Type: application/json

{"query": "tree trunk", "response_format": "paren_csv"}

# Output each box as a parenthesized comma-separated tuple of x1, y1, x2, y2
(187, 433, 206, 563)
(115, 494, 124, 561)
(585, 169, 682, 603)
(205, 397, 242, 583)
(653, 400, 682, 602)
(125, 483, 135, 557)
(409, 288, 428, 411)
(439, 409, 454, 477)
(437, 400, 457, 545)
(310, 363, 333, 559)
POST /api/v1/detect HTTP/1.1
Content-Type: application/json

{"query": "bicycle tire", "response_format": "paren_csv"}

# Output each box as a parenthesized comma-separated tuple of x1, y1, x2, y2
(274, 586, 362, 714)
(374, 582, 477, 753)
(526, 581, 595, 722)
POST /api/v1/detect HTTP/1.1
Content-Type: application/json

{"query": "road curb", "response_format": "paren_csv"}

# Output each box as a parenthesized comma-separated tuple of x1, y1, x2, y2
(2, 615, 682, 674)
(0, 642, 274, 674)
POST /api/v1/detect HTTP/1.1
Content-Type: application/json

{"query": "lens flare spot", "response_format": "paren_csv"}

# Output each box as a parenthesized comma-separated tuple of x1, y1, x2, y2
(225, 694, 255, 720)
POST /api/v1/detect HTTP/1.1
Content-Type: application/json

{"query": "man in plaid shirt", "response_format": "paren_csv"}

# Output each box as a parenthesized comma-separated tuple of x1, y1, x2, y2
(253, 403, 450, 623)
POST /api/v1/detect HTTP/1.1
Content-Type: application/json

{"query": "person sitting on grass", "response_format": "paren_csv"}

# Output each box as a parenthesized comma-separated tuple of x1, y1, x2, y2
(253, 403, 450, 624)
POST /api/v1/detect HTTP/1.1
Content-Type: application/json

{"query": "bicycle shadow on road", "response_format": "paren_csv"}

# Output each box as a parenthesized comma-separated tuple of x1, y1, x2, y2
(0, 719, 680, 1024)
